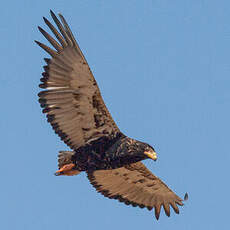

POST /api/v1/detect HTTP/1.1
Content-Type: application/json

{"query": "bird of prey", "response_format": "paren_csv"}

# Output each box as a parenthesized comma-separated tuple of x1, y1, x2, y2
(36, 10, 187, 220)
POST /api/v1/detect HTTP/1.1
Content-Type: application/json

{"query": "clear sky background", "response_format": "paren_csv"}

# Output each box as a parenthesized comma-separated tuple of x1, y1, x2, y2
(1, 0, 230, 229)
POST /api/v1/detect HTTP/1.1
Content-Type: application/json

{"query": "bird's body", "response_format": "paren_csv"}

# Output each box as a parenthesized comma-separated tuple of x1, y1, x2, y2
(36, 10, 186, 220)
(74, 135, 146, 171)
(61, 134, 155, 172)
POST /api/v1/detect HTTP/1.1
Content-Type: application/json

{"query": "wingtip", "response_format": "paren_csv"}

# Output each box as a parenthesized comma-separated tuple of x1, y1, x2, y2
(50, 9, 56, 19)
(155, 213, 160, 220)
(34, 40, 42, 47)
(154, 205, 161, 220)
(184, 193, 188, 201)
(43, 16, 48, 24)
(37, 26, 43, 32)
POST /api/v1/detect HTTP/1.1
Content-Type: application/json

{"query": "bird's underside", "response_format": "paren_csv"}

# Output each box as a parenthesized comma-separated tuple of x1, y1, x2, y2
(56, 150, 185, 219)
(36, 10, 186, 220)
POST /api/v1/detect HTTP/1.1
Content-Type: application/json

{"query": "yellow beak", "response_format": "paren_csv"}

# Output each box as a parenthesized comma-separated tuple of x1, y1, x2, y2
(144, 150, 157, 161)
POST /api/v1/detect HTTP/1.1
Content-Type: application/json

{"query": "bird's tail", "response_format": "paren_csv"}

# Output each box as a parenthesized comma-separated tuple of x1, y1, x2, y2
(55, 151, 80, 176)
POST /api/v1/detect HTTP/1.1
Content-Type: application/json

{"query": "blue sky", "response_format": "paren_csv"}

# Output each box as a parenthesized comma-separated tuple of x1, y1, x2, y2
(1, 0, 230, 229)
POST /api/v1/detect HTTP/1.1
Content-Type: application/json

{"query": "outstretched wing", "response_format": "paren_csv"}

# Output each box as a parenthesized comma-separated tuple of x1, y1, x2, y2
(36, 11, 120, 150)
(87, 162, 184, 220)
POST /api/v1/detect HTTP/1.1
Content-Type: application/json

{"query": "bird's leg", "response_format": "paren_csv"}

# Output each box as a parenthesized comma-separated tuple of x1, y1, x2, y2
(54, 163, 80, 176)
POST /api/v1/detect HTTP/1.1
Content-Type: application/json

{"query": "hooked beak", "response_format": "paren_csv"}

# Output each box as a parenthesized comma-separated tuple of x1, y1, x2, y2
(144, 150, 157, 161)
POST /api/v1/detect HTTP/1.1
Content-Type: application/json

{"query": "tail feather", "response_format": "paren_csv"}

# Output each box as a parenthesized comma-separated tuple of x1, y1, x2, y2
(58, 151, 75, 169)
(57, 151, 80, 176)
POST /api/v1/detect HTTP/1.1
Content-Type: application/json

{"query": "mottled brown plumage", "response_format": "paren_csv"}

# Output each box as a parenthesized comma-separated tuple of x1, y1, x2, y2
(36, 10, 186, 220)
(87, 162, 184, 220)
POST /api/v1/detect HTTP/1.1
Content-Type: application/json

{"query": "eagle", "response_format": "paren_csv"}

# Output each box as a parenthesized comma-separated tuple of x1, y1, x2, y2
(36, 10, 187, 220)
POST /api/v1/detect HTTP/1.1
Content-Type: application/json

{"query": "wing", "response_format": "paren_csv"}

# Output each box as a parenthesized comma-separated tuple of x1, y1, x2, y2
(36, 11, 120, 150)
(87, 162, 184, 219)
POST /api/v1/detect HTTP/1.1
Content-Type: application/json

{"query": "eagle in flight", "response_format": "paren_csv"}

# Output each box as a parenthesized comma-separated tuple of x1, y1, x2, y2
(36, 10, 187, 220)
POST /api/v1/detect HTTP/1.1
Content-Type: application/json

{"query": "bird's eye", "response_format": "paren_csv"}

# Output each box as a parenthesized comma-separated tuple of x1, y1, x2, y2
(146, 144, 153, 151)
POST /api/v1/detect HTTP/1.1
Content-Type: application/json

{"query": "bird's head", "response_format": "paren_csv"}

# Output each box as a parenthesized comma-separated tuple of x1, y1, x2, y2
(142, 144, 157, 161)
(125, 138, 157, 161)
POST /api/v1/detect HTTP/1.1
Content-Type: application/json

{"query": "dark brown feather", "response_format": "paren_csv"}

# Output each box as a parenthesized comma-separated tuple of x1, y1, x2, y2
(37, 11, 120, 151)
(35, 41, 57, 57)
(87, 162, 184, 219)
(38, 26, 62, 51)
(43, 16, 68, 48)
(50, 10, 73, 46)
